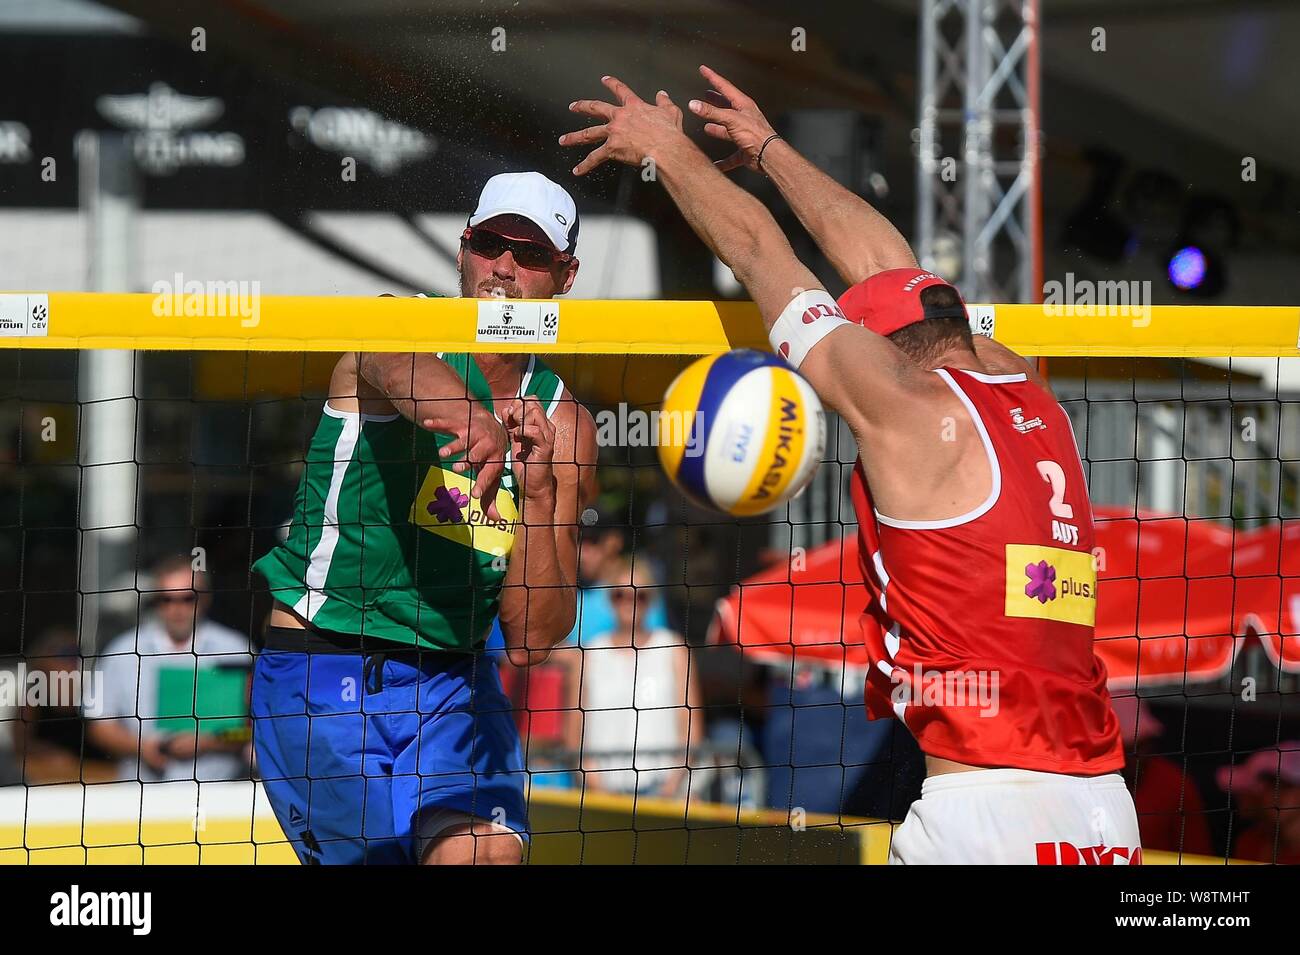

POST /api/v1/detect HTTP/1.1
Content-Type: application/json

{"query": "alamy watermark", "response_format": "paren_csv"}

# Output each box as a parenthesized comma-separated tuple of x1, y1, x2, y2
(891, 663, 1000, 717)
(151, 272, 261, 327)
(1042, 272, 1151, 327)
(594, 403, 703, 457)
(50, 885, 151, 935)
(0, 663, 102, 713)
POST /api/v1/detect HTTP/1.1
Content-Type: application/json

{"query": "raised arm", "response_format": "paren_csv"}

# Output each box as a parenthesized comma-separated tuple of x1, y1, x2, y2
(687, 65, 917, 285)
(564, 82, 814, 325)
(498, 393, 599, 667)
(687, 68, 1055, 394)
(559, 76, 928, 436)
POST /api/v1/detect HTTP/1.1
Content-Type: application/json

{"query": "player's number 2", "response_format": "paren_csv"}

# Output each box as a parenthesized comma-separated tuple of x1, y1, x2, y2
(1036, 460, 1074, 519)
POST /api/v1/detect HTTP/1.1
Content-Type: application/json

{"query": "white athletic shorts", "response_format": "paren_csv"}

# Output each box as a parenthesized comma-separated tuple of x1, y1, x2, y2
(889, 768, 1142, 865)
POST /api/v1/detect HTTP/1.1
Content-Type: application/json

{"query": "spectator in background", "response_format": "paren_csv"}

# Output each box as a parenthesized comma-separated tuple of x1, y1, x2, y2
(10, 628, 116, 784)
(761, 655, 906, 820)
(565, 508, 669, 647)
(492, 507, 676, 790)
(570, 560, 702, 798)
(87, 555, 253, 783)
(1112, 695, 1213, 857)
(1219, 745, 1300, 864)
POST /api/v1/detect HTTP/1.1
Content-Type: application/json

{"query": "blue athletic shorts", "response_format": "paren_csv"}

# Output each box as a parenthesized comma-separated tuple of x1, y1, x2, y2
(251, 646, 528, 865)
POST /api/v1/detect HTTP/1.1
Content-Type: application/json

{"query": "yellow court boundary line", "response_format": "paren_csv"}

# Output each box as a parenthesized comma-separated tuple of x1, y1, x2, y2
(1, 293, 1297, 357)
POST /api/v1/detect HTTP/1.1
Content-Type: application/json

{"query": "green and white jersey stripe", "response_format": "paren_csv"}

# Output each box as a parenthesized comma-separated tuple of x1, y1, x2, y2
(254, 352, 566, 651)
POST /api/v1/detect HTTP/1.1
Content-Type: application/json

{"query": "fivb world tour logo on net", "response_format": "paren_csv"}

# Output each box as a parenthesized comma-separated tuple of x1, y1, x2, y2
(151, 273, 261, 327)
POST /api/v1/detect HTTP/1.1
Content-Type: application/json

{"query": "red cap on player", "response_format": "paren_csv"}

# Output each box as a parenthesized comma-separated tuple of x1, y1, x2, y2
(837, 268, 965, 337)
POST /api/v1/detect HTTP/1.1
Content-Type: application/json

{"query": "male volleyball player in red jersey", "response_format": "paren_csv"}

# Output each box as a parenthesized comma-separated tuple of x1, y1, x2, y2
(562, 72, 1137, 864)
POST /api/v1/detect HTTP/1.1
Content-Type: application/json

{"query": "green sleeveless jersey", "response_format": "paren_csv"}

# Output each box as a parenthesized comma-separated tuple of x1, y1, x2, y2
(254, 352, 566, 650)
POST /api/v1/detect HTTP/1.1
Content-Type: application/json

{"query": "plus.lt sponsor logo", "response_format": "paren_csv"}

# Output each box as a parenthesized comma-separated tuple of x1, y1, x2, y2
(1036, 842, 1142, 865)
(1004, 545, 1097, 626)
(1024, 560, 1057, 602)
(1023, 559, 1092, 603)
(425, 484, 512, 533)
(410, 468, 519, 555)
(427, 486, 469, 524)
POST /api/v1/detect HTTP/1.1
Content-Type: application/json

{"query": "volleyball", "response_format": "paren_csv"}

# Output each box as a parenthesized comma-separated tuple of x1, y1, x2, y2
(657, 349, 826, 517)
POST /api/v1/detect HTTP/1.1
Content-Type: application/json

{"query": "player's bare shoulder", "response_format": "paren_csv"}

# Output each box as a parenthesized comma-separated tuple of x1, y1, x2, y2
(331, 351, 401, 416)
(971, 335, 1055, 397)
(546, 383, 600, 518)
(325, 352, 362, 414)
(548, 385, 599, 466)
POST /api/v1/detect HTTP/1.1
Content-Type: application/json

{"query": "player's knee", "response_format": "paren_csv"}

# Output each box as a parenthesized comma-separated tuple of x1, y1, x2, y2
(471, 830, 524, 866)
(421, 823, 523, 865)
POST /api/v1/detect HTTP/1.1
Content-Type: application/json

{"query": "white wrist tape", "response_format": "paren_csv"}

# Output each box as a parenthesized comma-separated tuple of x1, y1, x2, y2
(769, 289, 851, 368)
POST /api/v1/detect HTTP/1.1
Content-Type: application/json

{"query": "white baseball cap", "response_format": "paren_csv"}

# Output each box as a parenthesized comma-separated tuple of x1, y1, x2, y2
(468, 171, 580, 254)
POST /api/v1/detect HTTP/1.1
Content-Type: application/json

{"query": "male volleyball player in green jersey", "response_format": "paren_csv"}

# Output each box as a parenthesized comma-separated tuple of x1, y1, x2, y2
(252, 171, 599, 865)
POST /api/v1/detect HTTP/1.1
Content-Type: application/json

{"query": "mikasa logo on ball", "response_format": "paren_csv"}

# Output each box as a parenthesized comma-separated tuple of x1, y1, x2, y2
(747, 397, 801, 503)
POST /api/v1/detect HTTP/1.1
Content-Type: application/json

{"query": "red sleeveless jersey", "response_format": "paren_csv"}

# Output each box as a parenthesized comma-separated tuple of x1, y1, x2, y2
(850, 367, 1123, 774)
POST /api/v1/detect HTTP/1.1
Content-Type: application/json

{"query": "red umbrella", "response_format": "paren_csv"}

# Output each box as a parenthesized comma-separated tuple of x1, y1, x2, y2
(707, 536, 873, 670)
(1225, 519, 1300, 674)
(1090, 508, 1237, 688)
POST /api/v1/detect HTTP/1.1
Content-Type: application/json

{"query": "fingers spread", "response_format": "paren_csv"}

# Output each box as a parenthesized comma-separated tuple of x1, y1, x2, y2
(572, 144, 610, 177)
(439, 433, 466, 458)
(473, 459, 502, 500)
(703, 89, 731, 109)
(568, 98, 615, 121)
(699, 64, 750, 107)
(601, 74, 643, 105)
(688, 99, 724, 123)
(558, 124, 609, 147)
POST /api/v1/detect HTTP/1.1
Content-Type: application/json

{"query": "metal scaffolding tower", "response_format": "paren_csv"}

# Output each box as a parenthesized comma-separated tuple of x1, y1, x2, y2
(916, 0, 1041, 304)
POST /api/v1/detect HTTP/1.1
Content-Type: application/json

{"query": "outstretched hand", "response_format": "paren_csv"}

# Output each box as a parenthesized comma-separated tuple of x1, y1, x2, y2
(560, 75, 688, 176)
(687, 65, 779, 173)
